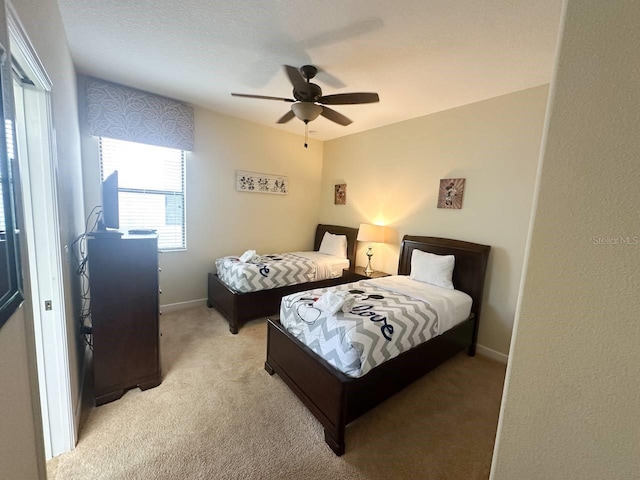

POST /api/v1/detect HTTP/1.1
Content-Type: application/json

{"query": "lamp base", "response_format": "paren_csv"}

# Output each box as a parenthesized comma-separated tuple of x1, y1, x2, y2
(364, 247, 374, 276)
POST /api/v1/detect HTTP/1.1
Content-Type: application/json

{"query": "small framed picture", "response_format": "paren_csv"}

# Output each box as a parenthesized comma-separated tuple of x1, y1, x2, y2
(334, 183, 347, 205)
(437, 178, 465, 209)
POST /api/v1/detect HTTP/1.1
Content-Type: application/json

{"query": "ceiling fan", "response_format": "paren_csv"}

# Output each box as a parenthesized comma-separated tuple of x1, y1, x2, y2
(232, 65, 379, 147)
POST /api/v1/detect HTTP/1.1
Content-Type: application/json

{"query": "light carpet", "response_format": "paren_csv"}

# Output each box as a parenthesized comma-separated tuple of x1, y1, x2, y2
(48, 306, 506, 480)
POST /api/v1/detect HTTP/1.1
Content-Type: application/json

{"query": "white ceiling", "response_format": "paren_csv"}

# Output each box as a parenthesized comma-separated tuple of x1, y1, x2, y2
(56, 0, 563, 141)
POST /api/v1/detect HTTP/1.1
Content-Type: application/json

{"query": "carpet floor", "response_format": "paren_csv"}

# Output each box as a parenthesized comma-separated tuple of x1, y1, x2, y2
(48, 306, 506, 480)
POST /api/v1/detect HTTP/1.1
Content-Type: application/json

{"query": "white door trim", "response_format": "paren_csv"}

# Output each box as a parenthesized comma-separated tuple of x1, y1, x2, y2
(7, 3, 75, 458)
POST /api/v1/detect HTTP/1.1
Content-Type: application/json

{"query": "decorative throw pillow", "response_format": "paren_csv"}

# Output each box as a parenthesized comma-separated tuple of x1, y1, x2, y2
(409, 249, 455, 289)
(318, 232, 348, 258)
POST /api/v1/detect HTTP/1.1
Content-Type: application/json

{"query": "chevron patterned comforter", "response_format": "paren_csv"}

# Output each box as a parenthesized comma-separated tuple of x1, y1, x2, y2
(280, 279, 443, 378)
(216, 252, 318, 293)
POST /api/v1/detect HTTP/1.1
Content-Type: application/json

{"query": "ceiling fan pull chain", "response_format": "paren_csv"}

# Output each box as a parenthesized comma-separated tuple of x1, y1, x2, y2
(304, 121, 309, 148)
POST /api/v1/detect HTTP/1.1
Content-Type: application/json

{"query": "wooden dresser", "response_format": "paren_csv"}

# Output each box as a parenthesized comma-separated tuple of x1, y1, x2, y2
(88, 233, 161, 406)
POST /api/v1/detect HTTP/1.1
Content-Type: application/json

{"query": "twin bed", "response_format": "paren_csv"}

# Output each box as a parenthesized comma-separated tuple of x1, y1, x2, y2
(264, 235, 491, 455)
(207, 224, 359, 333)
(209, 228, 491, 455)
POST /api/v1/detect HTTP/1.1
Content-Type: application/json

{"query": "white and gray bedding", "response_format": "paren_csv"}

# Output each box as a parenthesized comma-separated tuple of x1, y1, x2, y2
(279, 276, 472, 378)
(215, 251, 350, 293)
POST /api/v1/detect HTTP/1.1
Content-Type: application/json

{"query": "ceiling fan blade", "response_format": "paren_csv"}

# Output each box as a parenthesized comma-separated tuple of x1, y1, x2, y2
(284, 65, 311, 96)
(231, 93, 295, 102)
(321, 106, 352, 126)
(318, 92, 380, 105)
(276, 110, 296, 124)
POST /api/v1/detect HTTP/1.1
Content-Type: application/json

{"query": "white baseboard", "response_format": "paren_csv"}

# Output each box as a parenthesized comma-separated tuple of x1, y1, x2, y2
(476, 344, 509, 364)
(160, 298, 208, 313)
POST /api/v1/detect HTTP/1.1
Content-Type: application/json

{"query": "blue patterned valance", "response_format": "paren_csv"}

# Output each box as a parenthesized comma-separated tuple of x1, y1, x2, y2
(86, 77, 194, 151)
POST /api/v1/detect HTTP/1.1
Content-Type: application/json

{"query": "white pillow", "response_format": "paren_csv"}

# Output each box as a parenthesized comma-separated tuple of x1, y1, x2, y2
(318, 232, 348, 258)
(409, 250, 455, 289)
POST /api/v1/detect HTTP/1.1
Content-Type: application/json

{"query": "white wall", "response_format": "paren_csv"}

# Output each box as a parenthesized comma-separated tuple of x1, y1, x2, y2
(320, 85, 549, 356)
(80, 102, 324, 305)
(491, 1, 640, 478)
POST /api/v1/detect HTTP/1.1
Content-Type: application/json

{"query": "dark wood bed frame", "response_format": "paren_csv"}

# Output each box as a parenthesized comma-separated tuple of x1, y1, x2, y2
(264, 235, 491, 455)
(207, 224, 359, 334)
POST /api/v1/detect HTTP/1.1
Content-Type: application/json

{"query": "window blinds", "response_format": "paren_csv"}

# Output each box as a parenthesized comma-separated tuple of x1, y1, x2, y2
(0, 178, 5, 233)
(100, 137, 186, 251)
(0, 119, 16, 233)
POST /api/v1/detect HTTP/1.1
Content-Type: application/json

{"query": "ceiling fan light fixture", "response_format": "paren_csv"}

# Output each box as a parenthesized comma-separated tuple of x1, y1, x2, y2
(291, 102, 322, 122)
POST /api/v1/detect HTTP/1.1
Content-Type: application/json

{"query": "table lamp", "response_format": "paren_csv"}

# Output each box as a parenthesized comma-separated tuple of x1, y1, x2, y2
(357, 223, 385, 276)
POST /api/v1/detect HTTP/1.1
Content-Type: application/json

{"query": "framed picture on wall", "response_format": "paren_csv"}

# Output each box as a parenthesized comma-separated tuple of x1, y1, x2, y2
(437, 178, 465, 209)
(334, 183, 346, 205)
(236, 170, 288, 195)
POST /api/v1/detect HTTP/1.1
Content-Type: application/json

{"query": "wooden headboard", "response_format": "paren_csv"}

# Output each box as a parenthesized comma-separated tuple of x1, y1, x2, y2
(397, 236, 491, 321)
(314, 224, 359, 268)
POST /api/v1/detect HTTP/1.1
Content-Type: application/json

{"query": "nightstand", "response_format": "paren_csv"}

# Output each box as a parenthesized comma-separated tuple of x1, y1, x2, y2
(342, 266, 391, 281)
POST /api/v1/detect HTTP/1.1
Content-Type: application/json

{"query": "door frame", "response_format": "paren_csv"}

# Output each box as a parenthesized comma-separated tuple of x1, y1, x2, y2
(8, 3, 75, 458)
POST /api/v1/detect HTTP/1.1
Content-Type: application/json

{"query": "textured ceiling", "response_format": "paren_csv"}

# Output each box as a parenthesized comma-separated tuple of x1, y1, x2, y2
(56, 0, 563, 141)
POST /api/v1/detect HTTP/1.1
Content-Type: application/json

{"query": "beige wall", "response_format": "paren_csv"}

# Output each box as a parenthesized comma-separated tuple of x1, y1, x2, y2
(0, 0, 85, 472)
(80, 103, 323, 305)
(491, 1, 640, 478)
(0, 307, 44, 479)
(320, 85, 549, 356)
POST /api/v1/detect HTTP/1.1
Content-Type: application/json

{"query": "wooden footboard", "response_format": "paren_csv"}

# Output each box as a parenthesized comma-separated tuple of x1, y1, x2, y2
(265, 318, 350, 454)
(208, 273, 362, 334)
(265, 315, 476, 455)
(208, 273, 281, 334)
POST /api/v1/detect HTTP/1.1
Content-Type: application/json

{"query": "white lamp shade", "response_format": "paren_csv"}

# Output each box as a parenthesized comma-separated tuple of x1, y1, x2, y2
(357, 223, 385, 243)
(291, 102, 323, 122)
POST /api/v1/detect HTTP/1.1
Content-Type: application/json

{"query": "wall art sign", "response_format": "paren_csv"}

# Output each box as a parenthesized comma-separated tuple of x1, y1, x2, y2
(334, 183, 347, 205)
(236, 170, 288, 195)
(437, 178, 465, 209)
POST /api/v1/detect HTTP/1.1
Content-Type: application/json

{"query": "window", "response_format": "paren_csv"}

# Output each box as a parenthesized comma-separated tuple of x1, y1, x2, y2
(0, 119, 14, 233)
(99, 137, 186, 250)
(0, 78, 23, 328)
(0, 168, 5, 233)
